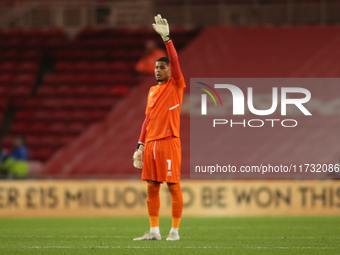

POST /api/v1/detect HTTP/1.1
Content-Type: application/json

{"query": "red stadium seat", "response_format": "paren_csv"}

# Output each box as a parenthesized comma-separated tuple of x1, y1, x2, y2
(45, 27, 64, 39)
(73, 86, 91, 96)
(30, 122, 49, 133)
(13, 74, 36, 86)
(54, 50, 74, 61)
(31, 147, 54, 161)
(12, 98, 42, 109)
(7, 27, 24, 39)
(0, 62, 18, 73)
(18, 62, 39, 73)
(24, 38, 44, 50)
(23, 50, 42, 61)
(70, 110, 88, 121)
(89, 110, 107, 120)
(10, 85, 32, 97)
(15, 110, 36, 121)
(0, 98, 8, 111)
(92, 85, 111, 96)
(45, 38, 64, 52)
(91, 50, 109, 61)
(2, 50, 22, 61)
(78, 27, 96, 39)
(25, 135, 41, 148)
(38, 85, 55, 96)
(26, 28, 45, 39)
(10, 122, 29, 134)
(55, 61, 74, 73)
(111, 61, 130, 72)
(40, 135, 62, 148)
(53, 110, 73, 121)
(59, 135, 77, 146)
(73, 61, 91, 73)
(34, 110, 56, 121)
(0, 74, 14, 85)
(111, 85, 129, 96)
(68, 122, 87, 134)
(0, 86, 10, 96)
(49, 122, 67, 134)
(59, 74, 78, 85)
(6, 38, 23, 49)
(1, 135, 14, 149)
(97, 98, 116, 109)
(92, 61, 111, 73)
(43, 74, 61, 85)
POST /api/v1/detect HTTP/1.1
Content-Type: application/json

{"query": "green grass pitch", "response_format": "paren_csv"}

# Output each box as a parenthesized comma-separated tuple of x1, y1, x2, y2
(0, 216, 339, 254)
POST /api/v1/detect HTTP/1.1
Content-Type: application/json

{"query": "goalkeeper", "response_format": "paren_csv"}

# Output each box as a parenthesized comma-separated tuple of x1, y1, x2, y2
(133, 14, 186, 241)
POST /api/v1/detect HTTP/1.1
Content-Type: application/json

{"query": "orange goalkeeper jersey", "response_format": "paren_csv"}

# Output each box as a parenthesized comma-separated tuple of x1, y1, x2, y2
(145, 75, 186, 142)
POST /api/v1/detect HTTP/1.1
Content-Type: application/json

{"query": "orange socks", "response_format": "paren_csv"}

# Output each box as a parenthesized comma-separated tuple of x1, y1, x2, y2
(167, 183, 183, 229)
(147, 182, 160, 228)
(147, 182, 183, 232)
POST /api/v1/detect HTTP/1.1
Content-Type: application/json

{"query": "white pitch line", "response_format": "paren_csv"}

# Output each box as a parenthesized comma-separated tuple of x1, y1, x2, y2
(0, 227, 116, 231)
(237, 236, 340, 239)
(1, 235, 339, 239)
(0, 235, 131, 238)
(2, 246, 334, 249)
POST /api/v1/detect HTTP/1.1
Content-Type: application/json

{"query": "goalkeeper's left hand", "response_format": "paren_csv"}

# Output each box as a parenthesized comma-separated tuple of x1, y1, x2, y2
(152, 14, 170, 42)
(133, 144, 144, 169)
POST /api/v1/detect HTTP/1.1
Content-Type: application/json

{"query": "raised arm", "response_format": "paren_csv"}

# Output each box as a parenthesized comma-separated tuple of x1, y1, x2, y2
(165, 40, 182, 81)
(152, 14, 182, 81)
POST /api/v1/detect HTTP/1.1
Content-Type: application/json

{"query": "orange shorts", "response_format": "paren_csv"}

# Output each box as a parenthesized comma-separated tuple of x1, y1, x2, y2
(142, 137, 181, 183)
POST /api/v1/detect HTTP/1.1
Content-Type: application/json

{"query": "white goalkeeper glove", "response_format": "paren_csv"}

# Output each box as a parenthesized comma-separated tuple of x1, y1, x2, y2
(133, 143, 145, 169)
(152, 14, 170, 42)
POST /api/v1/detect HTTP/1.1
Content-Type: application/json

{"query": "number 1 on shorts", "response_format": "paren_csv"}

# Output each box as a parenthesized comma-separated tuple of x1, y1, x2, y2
(167, 159, 171, 170)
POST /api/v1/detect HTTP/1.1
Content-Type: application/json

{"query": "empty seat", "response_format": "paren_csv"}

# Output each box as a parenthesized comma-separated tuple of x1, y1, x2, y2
(31, 147, 54, 161)
(1, 135, 14, 149)
(40, 135, 62, 147)
(0, 74, 14, 85)
(55, 61, 74, 73)
(25, 135, 41, 148)
(10, 86, 32, 97)
(0, 86, 11, 96)
(23, 50, 42, 61)
(10, 122, 29, 134)
(13, 74, 36, 86)
(0, 62, 18, 73)
(92, 61, 111, 73)
(0, 98, 8, 111)
(73, 61, 91, 73)
(18, 62, 39, 73)
(68, 122, 87, 134)
(30, 122, 49, 133)
(111, 85, 129, 96)
(2, 50, 22, 61)
(49, 122, 67, 134)
(15, 110, 36, 120)
(38, 85, 55, 96)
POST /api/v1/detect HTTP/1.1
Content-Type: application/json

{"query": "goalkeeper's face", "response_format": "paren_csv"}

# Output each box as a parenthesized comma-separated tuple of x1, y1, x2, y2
(155, 61, 171, 84)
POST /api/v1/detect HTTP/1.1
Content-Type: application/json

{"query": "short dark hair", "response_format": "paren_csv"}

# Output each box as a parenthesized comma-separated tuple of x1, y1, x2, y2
(156, 57, 169, 65)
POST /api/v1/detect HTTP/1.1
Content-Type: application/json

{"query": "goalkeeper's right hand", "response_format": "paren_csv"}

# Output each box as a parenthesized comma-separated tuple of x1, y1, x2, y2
(133, 143, 145, 169)
(152, 14, 170, 42)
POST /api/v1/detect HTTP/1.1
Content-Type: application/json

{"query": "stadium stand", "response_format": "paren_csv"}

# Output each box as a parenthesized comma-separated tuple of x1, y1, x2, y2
(41, 25, 340, 178)
(0, 26, 200, 163)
